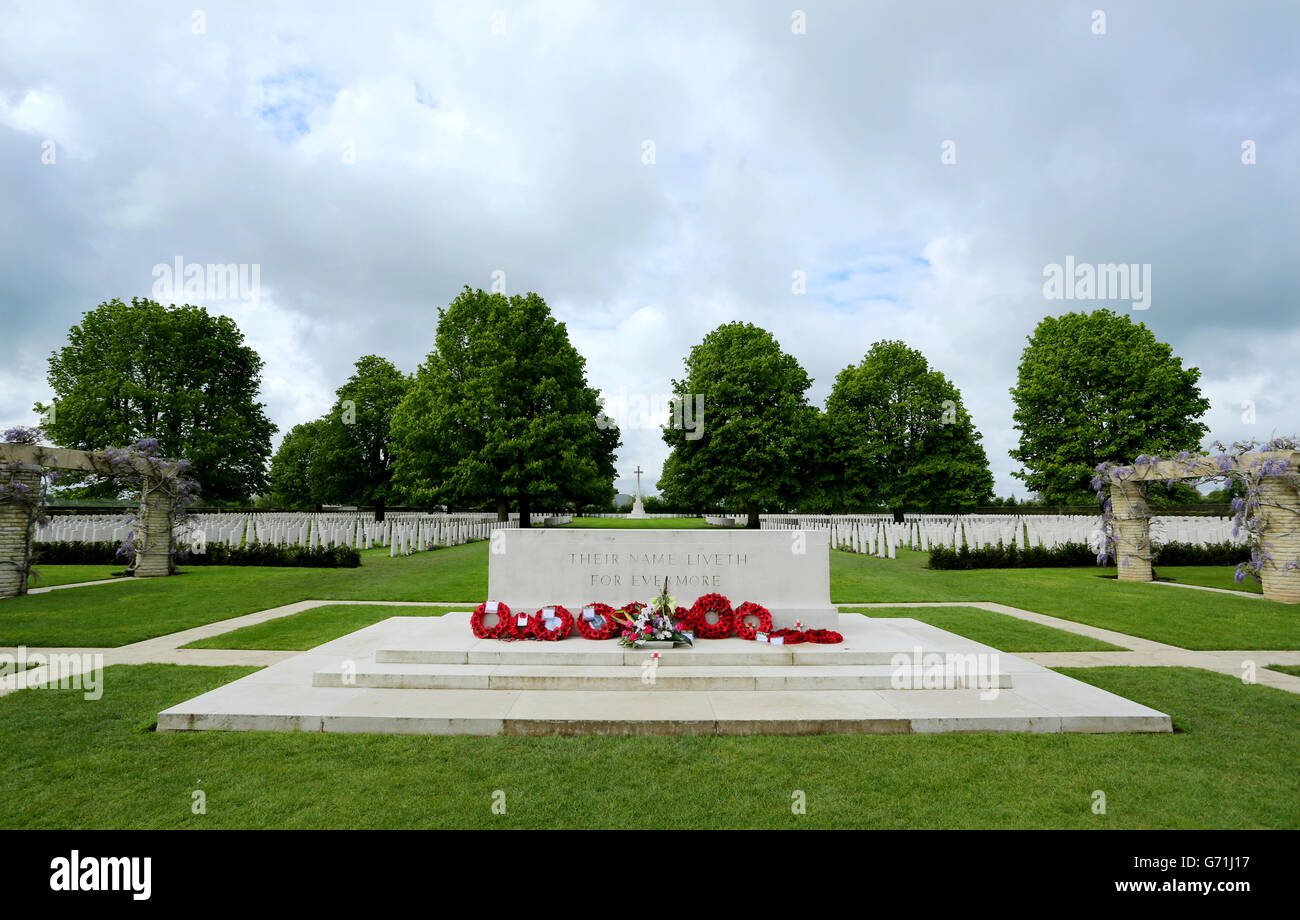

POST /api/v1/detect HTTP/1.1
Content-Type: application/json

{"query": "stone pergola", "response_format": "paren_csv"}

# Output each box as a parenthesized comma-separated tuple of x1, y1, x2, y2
(0, 442, 179, 598)
(1107, 450, 1300, 604)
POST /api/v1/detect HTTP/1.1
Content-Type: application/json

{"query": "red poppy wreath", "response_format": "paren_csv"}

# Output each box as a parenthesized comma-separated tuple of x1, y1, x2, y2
(530, 605, 574, 641)
(691, 593, 734, 639)
(470, 600, 510, 639)
(804, 628, 844, 644)
(767, 627, 807, 645)
(500, 608, 538, 640)
(732, 601, 773, 641)
(575, 602, 619, 640)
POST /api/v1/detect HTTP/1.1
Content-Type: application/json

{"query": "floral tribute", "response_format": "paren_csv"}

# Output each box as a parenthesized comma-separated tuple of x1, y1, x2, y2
(673, 605, 700, 632)
(467, 590, 843, 643)
(530, 605, 574, 641)
(804, 629, 844, 644)
(690, 592, 733, 639)
(500, 608, 538, 640)
(731, 601, 772, 641)
(767, 628, 807, 645)
(575, 602, 619, 640)
(470, 600, 510, 639)
(613, 578, 695, 648)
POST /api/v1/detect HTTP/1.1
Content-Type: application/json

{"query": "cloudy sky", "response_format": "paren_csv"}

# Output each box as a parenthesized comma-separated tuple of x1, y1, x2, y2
(2, 0, 1297, 499)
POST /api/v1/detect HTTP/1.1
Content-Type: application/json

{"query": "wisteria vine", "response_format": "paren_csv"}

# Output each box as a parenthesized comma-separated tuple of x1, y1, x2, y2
(1, 426, 198, 580)
(1093, 437, 1300, 584)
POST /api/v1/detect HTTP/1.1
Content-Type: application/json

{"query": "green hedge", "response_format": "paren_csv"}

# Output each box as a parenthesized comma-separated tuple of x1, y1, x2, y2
(33, 541, 360, 569)
(925, 540, 1249, 570)
(31, 542, 126, 566)
(927, 542, 1100, 570)
(1149, 541, 1250, 567)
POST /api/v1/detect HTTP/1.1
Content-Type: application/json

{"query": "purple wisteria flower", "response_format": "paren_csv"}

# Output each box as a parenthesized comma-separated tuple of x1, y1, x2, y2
(2, 426, 44, 444)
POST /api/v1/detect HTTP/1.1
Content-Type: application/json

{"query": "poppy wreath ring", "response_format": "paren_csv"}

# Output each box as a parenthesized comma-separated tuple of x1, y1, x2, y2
(768, 628, 807, 645)
(530, 605, 574, 641)
(501, 608, 538, 640)
(732, 602, 773, 641)
(804, 628, 844, 644)
(691, 593, 734, 639)
(674, 605, 700, 632)
(575, 602, 619, 640)
(471, 601, 511, 639)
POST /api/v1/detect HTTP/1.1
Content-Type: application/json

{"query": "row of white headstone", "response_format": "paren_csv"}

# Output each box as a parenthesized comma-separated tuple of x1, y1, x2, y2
(756, 513, 1243, 554)
(36, 511, 568, 556)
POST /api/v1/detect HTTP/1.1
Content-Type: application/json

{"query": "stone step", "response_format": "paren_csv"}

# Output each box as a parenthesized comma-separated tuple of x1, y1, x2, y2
(312, 662, 1013, 692)
(375, 646, 906, 667)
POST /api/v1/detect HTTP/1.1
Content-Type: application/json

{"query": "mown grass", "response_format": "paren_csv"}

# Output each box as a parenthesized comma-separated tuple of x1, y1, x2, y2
(852, 606, 1123, 652)
(26, 565, 127, 588)
(0, 663, 1295, 829)
(0, 544, 486, 647)
(183, 605, 449, 651)
(4, 538, 1291, 651)
(1156, 566, 1263, 594)
(832, 549, 1298, 650)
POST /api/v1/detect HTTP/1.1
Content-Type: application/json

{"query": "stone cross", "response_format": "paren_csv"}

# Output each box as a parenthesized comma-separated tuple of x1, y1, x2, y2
(633, 465, 644, 498)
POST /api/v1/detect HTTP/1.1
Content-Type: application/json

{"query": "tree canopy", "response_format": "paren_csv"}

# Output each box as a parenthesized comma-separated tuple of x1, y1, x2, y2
(41, 297, 275, 502)
(390, 287, 619, 523)
(658, 322, 817, 527)
(825, 340, 994, 514)
(268, 355, 411, 514)
(1009, 309, 1210, 503)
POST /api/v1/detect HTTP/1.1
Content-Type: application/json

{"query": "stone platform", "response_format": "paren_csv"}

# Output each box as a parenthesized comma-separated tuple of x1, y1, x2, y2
(157, 613, 1171, 736)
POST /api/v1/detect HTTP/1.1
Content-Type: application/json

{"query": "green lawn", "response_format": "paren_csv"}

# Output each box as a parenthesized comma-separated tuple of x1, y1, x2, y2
(1157, 566, 1264, 595)
(1266, 665, 1300, 678)
(0, 543, 487, 647)
(0, 663, 1295, 829)
(3, 540, 1291, 651)
(183, 605, 448, 651)
(852, 606, 1123, 652)
(26, 565, 128, 588)
(832, 549, 1298, 650)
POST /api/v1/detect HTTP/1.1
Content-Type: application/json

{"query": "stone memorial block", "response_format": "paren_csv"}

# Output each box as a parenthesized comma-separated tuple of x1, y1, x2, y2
(487, 528, 838, 629)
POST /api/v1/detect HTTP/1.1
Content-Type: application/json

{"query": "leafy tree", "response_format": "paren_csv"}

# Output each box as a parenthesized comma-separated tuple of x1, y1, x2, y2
(309, 356, 411, 518)
(825, 340, 994, 515)
(40, 297, 275, 502)
(1009, 309, 1210, 503)
(268, 419, 328, 509)
(658, 322, 817, 527)
(390, 288, 619, 525)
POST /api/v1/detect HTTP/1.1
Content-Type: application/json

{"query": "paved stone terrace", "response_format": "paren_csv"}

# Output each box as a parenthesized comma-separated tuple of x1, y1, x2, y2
(3, 581, 1297, 713)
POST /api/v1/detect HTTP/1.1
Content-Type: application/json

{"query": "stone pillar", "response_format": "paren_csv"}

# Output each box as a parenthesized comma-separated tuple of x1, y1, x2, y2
(1111, 479, 1153, 582)
(1257, 477, 1300, 604)
(0, 466, 42, 597)
(133, 472, 174, 578)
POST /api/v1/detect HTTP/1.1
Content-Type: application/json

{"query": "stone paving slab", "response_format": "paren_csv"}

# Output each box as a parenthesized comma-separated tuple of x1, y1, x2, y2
(311, 660, 1013, 692)
(157, 614, 1172, 736)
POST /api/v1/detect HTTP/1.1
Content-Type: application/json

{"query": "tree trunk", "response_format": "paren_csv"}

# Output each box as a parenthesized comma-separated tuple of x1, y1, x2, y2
(375, 497, 386, 523)
(746, 503, 760, 529)
(496, 497, 508, 522)
(519, 494, 532, 529)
